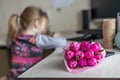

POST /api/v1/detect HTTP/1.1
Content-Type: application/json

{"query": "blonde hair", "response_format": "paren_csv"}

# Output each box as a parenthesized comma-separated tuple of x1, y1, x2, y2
(8, 6, 48, 40)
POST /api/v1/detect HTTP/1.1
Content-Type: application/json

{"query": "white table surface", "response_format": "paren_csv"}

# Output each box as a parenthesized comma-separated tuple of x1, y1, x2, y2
(18, 47, 120, 78)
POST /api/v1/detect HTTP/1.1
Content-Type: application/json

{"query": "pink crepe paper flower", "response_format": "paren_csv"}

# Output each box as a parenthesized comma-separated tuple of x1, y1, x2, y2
(85, 49, 94, 58)
(80, 41, 91, 51)
(88, 57, 97, 66)
(74, 50, 84, 60)
(78, 58, 87, 67)
(65, 50, 74, 60)
(70, 42, 80, 51)
(90, 42, 102, 52)
(68, 60, 78, 68)
(94, 53, 103, 60)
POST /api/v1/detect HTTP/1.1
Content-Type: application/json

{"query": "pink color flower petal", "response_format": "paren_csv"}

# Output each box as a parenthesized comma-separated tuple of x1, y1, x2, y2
(88, 57, 97, 66)
(68, 60, 78, 68)
(70, 42, 80, 51)
(78, 58, 87, 67)
(74, 50, 84, 60)
(80, 41, 91, 51)
(85, 49, 94, 58)
(65, 50, 74, 60)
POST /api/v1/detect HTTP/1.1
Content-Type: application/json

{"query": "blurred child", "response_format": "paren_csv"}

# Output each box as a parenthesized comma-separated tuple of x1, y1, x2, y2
(7, 6, 67, 78)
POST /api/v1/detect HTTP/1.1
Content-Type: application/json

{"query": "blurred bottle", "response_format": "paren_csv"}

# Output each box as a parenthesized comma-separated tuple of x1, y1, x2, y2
(102, 19, 116, 49)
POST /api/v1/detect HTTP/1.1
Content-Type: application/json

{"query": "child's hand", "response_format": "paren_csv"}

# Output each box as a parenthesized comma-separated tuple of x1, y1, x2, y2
(52, 32, 61, 37)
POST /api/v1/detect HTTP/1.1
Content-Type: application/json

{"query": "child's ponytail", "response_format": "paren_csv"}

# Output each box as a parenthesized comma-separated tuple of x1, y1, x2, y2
(8, 14, 19, 40)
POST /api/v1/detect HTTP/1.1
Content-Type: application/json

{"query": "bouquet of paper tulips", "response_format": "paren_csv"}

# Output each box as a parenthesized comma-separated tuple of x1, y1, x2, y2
(63, 41, 106, 74)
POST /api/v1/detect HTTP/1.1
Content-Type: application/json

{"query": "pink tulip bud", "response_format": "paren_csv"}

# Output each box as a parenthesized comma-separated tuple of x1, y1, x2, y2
(88, 57, 97, 66)
(80, 41, 91, 51)
(65, 50, 74, 60)
(94, 54, 103, 60)
(85, 49, 94, 58)
(94, 51, 101, 55)
(74, 50, 84, 60)
(90, 42, 102, 52)
(78, 58, 87, 67)
(68, 60, 78, 68)
(70, 42, 80, 51)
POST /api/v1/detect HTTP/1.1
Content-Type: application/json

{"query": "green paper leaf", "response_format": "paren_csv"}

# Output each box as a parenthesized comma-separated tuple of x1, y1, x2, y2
(99, 49, 104, 52)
